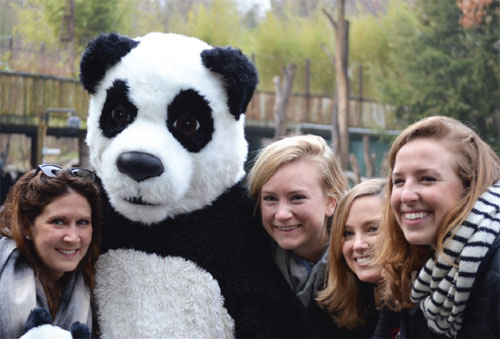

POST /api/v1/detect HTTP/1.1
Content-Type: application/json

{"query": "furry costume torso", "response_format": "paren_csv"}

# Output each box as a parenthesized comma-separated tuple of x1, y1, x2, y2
(96, 180, 312, 338)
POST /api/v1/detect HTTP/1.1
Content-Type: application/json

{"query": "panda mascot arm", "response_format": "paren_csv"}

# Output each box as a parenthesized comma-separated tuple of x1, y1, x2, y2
(80, 32, 318, 338)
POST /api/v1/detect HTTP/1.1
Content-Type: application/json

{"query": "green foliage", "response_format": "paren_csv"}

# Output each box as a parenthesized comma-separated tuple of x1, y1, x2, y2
(174, 0, 241, 46)
(349, 8, 393, 100)
(375, 0, 500, 150)
(119, 0, 168, 37)
(13, 0, 130, 50)
(0, 0, 20, 36)
(250, 5, 333, 93)
(12, 0, 58, 46)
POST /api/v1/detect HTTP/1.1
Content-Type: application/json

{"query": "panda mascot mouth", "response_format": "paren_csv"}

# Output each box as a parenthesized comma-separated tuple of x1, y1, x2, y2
(125, 196, 157, 206)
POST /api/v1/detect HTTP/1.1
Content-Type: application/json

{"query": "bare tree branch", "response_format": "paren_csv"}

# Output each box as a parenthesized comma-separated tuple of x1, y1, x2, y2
(322, 7, 337, 30)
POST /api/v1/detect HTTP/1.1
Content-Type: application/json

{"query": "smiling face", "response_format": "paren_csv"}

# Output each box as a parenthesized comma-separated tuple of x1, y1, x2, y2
(391, 138, 465, 247)
(342, 195, 383, 283)
(30, 190, 93, 282)
(260, 160, 336, 262)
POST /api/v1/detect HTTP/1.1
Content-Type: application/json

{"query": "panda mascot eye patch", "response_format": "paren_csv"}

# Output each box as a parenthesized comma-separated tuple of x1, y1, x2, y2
(100, 80, 138, 138)
(80, 32, 323, 338)
(167, 89, 214, 153)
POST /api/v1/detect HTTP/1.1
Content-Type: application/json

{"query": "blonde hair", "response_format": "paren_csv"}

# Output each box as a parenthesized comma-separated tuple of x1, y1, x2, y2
(377, 116, 500, 310)
(317, 178, 386, 329)
(247, 134, 347, 215)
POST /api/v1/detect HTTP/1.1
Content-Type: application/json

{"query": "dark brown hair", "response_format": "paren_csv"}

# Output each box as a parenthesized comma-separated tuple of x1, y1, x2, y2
(0, 168, 102, 315)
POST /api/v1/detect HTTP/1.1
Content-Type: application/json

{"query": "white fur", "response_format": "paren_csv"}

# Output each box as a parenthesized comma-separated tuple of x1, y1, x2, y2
(86, 32, 247, 224)
(95, 250, 235, 339)
(20, 325, 73, 339)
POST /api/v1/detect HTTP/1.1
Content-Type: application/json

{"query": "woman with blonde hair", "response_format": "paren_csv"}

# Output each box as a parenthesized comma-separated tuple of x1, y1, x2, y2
(377, 116, 500, 338)
(248, 134, 353, 337)
(318, 178, 399, 338)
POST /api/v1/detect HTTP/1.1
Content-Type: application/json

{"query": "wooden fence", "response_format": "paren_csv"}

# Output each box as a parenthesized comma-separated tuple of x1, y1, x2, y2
(0, 70, 89, 122)
(0, 70, 398, 131)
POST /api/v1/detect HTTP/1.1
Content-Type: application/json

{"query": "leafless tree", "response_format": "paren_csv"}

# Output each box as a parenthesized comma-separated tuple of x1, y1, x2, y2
(323, 0, 350, 169)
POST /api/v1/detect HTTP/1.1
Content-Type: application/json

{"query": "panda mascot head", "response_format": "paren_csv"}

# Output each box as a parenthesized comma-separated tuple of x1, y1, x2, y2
(80, 32, 319, 338)
(81, 32, 254, 224)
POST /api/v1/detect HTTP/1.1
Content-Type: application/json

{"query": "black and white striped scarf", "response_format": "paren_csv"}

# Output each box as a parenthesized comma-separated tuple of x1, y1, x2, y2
(410, 183, 500, 338)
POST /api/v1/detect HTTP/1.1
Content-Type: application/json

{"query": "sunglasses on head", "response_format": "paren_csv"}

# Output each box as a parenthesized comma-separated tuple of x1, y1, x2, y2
(36, 164, 96, 181)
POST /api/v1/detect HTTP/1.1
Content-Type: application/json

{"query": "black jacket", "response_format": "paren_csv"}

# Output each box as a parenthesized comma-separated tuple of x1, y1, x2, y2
(310, 282, 383, 338)
(400, 233, 500, 338)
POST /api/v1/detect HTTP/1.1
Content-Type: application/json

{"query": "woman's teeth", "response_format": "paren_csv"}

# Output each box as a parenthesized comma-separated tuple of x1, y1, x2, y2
(404, 212, 428, 220)
(276, 225, 299, 231)
(355, 257, 372, 265)
(58, 249, 77, 255)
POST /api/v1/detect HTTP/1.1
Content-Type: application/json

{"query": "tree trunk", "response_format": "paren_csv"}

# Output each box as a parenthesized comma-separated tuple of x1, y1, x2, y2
(331, 89, 340, 164)
(320, 43, 340, 163)
(273, 63, 297, 139)
(362, 134, 375, 178)
(323, 1, 350, 169)
(335, 0, 350, 170)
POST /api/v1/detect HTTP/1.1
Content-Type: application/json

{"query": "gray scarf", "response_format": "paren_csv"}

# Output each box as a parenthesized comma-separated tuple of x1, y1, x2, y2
(410, 183, 500, 337)
(0, 237, 92, 338)
(273, 243, 328, 308)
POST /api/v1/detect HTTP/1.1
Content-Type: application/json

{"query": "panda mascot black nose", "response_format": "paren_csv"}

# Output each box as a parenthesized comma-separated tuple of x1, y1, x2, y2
(117, 151, 164, 182)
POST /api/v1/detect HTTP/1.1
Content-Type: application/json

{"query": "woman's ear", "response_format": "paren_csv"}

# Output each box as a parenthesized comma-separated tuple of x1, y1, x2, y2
(21, 216, 32, 240)
(325, 196, 337, 217)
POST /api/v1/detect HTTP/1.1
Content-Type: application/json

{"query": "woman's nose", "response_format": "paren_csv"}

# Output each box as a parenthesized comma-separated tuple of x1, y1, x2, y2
(275, 202, 292, 220)
(63, 226, 79, 242)
(401, 182, 419, 203)
(353, 234, 369, 251)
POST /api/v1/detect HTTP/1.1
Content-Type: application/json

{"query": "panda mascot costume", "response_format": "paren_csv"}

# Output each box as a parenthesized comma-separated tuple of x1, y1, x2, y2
(79, 32, 319, 338)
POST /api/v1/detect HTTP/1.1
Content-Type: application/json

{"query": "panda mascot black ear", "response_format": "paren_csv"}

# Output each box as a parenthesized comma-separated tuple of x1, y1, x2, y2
(201, 47, 258, 120)
(80, 32, 139, 94)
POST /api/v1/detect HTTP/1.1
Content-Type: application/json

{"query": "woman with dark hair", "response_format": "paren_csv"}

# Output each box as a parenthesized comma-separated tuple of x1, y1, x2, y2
(0, 164, 102, 338)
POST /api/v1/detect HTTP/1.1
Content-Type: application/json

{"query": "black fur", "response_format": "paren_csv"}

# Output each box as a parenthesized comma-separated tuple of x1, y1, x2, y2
(100, 80, 138, 138)
(166, 89, 214, 153)
(98, 178, 319, 337)
(201, 47, 258, 120)
(80, 33, 139, 94)
(22, 308, 51, 334)
(70, 322, 91, 339)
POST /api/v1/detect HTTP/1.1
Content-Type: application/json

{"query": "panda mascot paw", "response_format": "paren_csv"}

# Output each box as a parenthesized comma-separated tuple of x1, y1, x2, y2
(80, 32, 316, 338)
(20, 308, 90, 339)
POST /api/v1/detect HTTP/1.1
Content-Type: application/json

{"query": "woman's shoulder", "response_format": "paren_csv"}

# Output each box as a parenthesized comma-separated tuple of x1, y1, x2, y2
(0, 236, 18, 270)
(459, 233, 500, 338)
(476, 232, 500, 280)
(0, 235, 16, 250)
